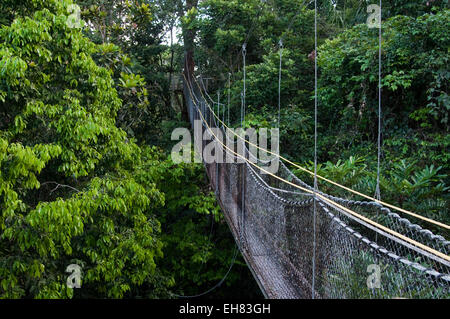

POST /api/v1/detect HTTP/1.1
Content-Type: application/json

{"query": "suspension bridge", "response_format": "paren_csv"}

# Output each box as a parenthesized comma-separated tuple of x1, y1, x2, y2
(176, 0, 450, 299)
(180, 74, 450, 299)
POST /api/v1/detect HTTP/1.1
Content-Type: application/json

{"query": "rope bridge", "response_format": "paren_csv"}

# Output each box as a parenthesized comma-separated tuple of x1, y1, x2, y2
(182, 75, 450, 299)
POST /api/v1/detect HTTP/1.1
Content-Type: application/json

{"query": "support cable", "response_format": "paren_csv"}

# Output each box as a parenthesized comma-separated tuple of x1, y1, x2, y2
(228, 73, 231, 126)
(374, 1, 383, 243)
(242, 43, 247, 127)
(241, 43, 247, 248)
(217, 91, 221, 129)
(312, 0, 318, 299)
(278, 39, 283, 128)
(375, 0, 382, 202)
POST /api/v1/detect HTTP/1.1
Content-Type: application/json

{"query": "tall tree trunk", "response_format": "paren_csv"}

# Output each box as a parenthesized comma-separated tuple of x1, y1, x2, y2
(179, 0, 198, 122)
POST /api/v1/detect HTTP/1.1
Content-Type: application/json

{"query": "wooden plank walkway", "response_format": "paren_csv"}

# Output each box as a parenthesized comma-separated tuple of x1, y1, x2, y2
(216, 191, 302, 299)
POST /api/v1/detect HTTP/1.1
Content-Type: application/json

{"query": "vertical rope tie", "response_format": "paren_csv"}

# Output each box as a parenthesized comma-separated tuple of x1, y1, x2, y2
(241, 43, 247, 248)
(217, 91, 221, 129)
(374, 1, 383, 243)
(278, 39, 283, 129)
(240, 92, 244, 127)
(375, 0, 382, 202)
(217, 91, 220, 197)
(227, 73, 231, 126)
(223, 102, 226, 129)
(242, 43, 247, 127)
(312, 0, 318, 300)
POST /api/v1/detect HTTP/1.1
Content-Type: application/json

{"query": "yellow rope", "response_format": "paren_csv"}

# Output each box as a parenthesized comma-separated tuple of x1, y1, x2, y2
(184, 76, 450, 262)
(191, 76, 450, 230)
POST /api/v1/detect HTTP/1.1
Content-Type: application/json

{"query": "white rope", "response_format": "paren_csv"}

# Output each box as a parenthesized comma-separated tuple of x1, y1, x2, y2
(312, 0, 318, 299)
(240, 92, 244, 126)
(374, 1, 383, 244)
(228, 73, 231, 125)
(278, 39, 283, 128)
(242, 43, 247, 126)
(222, 90, 226, 127)
(241, 43, 247, 247)
(217, 91, 221, 129)
(375, 0, 382, 201)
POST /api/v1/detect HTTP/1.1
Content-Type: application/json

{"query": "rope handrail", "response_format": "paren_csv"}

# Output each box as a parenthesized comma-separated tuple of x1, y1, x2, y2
(183, 74, 450, 263)
(190, 75, 450, 231)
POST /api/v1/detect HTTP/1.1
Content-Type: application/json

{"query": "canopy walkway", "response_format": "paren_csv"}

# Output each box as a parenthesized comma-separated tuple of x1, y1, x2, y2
(182, 76, 450, 299)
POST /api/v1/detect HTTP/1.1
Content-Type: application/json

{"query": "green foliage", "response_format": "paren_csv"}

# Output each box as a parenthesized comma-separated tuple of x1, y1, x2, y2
(1, 0, 448, 300)
(0, 0, 172, 298)
(296, 153, 449, 235)
(78, 0, 183, 145)
(318, 10, 450, 137)
(0, 0, 259, 297)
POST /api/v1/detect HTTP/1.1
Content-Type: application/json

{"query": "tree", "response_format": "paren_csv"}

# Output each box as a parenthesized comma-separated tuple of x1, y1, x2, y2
(0, 0, 170, 298)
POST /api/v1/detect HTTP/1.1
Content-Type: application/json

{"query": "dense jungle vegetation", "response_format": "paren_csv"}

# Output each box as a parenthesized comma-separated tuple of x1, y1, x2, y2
(0, 0, 448, 298)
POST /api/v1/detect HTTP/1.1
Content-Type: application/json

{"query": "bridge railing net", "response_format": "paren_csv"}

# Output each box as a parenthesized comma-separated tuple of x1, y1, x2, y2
(184, 79, 450, 299)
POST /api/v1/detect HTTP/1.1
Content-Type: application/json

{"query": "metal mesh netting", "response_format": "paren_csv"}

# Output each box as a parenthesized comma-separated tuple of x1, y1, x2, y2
(184, 79, 450, 299)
